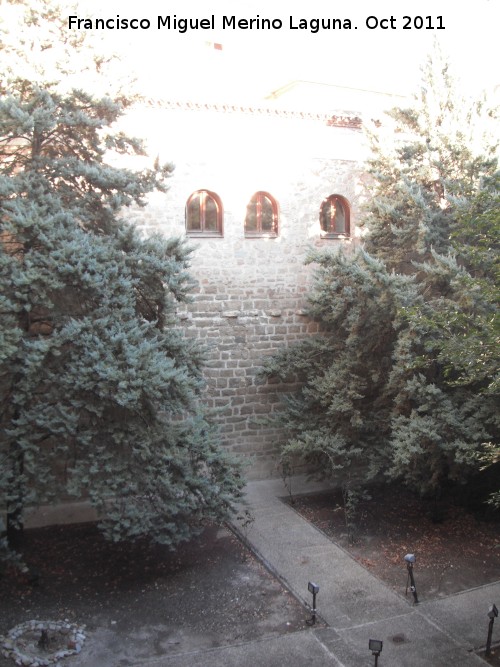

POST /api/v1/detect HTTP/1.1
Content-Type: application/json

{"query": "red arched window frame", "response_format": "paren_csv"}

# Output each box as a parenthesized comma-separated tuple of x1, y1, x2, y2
(245, 191, 279, 238)
(319, 195, 350, 238)
(185, 190, 223, 237)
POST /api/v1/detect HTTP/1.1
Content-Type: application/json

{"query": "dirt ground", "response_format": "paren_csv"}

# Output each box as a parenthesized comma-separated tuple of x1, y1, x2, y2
(483, 649, 500, 666)
(0, 522, 309, 666)
(287, 484, 500, 601)
(2, 485, 499, 666)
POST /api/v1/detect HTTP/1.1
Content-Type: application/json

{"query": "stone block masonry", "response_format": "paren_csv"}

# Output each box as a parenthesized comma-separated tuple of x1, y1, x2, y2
(178, 284, 321, 479)
(123, 104, 367, 477)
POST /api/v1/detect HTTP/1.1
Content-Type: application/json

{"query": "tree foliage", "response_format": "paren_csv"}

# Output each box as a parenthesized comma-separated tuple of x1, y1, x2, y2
(412, 174, 500, 395)
(0, 0, 127, 98)
(262, 249, 414, 483)
(0, 82, 243, 564)
(262, 52, 499, 499)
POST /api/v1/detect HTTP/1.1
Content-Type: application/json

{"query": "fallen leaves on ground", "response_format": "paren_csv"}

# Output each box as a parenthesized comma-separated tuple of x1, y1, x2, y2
(289, 485, 500, 599)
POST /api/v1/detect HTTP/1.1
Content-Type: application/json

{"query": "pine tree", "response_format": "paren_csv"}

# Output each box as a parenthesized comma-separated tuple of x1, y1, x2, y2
(0, 83, 243, 565)
(0, 0, 127, 97)
(262, 50, 498, 500)
(375, 54, 498, 495)
(261, 249, 415, 485)
(422, 173, 499, 395)
(362, 51, 497, 271)
(399, 171, 500, 501)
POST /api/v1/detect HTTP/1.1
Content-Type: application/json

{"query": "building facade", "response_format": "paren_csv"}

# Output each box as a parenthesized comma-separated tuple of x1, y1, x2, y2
(121, 92, 379, 477)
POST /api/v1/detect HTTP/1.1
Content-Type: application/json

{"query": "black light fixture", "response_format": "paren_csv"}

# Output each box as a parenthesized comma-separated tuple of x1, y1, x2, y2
(306, 581, 319, 625)
(369, 638, 383, 666)
(404, 553, 419, 604)
(486, 603, 498, 657)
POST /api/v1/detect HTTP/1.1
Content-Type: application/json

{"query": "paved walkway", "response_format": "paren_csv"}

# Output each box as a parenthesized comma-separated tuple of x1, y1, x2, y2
(216, 476, 500, 667)
(40, 475, 500, 666)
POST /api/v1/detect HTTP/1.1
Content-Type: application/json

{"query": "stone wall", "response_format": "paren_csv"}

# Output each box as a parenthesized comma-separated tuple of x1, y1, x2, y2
(123, 104, 367, 477)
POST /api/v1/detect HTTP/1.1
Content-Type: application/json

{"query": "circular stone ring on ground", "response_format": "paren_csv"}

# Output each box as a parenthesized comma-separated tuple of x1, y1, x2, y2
(0, 620, 86, 667)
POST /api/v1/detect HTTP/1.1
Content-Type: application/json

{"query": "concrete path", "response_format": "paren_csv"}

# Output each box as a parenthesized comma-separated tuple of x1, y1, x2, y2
(63, 475, 500, 666)
(221, 476, 500, 667)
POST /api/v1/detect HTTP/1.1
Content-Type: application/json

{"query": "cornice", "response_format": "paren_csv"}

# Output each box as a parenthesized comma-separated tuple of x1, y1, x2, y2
(144, 99, 363, 129)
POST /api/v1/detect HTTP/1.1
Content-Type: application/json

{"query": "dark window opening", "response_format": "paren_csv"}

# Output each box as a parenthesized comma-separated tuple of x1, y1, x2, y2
(186, 190, 223, 236)
(319, 195, 350, 237)
(245, 192, 279, 237)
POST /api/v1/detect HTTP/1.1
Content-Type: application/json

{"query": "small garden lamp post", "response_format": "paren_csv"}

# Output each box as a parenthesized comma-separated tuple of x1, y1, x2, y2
(369, 639, 383, 666)
(307, 581, 319, 625)
(404, 553, 418, 604)
(486, 603, 498, 656)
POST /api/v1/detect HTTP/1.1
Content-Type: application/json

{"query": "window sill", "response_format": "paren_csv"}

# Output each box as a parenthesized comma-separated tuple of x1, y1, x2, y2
(320, 233, 350, 240)
(186, 232, 224, 238)
(244, 233, 279, 239)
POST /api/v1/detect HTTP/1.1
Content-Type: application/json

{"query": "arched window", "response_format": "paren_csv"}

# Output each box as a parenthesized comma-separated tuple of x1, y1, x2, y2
(245, 192, 279, 237)
(319, 195, 350, 237)
(186, 190, 223, 236)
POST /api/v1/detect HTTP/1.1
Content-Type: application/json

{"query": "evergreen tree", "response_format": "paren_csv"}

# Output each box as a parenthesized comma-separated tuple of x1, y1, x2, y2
(262, 249, 415, 485)
(0, 0, 127, 97)
(400, 171, 500, 501)
(362, 53, 497, 271)
(262, 51, 498, 499)
(419, 173, 499, 395)
(0, 83, 243, 564)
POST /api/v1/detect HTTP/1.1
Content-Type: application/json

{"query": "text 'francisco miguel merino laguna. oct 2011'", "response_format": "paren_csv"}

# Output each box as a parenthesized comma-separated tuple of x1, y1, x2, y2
(67, 14, 446, 33)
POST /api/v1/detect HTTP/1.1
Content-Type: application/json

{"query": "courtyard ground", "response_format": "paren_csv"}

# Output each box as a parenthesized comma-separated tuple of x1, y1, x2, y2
(1, 476, 499, 666)
(287, 483, 500, 600)
(0, 522, 309, 667)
